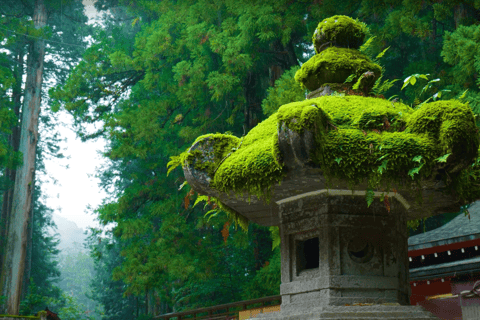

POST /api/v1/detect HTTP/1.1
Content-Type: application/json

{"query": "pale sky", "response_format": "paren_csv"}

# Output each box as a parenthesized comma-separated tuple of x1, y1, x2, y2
(42, 0, 112, 232)
(42, 114, 110, 232)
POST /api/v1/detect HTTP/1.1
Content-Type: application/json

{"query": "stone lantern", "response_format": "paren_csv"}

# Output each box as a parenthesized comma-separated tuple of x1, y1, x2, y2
(172, 15, 479, 320)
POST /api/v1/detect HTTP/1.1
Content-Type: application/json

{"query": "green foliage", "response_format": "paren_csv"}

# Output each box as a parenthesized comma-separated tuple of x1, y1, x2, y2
(86, 231, 138, 320)
(56, 247, 101, 320)
(194, 194, 249, 232)
(268, 226, 280, 251)
(400, 73, 456, 107)
(442, 24, 480, 87)
(366, 189, 375, 207)
(240, 248, 281, 300)
(262, 66, 305, 117)
(46, 0, 480, 317)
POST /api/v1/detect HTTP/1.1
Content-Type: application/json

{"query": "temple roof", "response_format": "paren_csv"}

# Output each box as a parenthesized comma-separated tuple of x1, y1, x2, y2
(409, 255, 480, 281)
(408, 201, 480, 251)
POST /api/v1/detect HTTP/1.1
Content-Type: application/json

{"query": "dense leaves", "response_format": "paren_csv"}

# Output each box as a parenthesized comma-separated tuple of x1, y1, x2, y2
(29, 0, 480, 318)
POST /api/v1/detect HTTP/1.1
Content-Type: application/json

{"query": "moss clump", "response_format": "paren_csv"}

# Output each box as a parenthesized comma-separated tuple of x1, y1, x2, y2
(212, 115, 284, 199)
(167, 133, 239, 178)
(406, 99, 478, 161)
(312, 15, 367, 53)
(295, 47, 382, 91)
(183, 95, 478, 203)
(279, 95, 411, 130)
(171, 96, 479, 226)
(190, 133, 240, 178)
(277, 96, 440, 185)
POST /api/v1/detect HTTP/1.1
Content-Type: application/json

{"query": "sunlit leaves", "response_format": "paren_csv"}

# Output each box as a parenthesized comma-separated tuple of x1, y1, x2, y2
(435, 153, 451, 163)
(268, 226, 280, 251)
(377, 160, 388, 174)
(366, 189, 375, 207)
(408, 155, 425, 179)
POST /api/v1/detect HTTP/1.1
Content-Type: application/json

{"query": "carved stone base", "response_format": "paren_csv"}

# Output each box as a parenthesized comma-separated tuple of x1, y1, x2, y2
(249, 305, 440, 319)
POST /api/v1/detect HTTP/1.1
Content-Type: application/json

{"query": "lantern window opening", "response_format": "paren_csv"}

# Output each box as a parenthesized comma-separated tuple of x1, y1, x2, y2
(296, 237, 320, 273)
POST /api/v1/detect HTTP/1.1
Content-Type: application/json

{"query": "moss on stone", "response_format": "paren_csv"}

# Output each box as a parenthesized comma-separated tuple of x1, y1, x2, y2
(276, 96, 439, 185)
(295, 47, 382, 91)
(406, 99, 478, 161)
(190, 133, 240, 178)
(312, 15, 367, 54)
(212, 115, 284, 200)
(181, 95, 478, 205)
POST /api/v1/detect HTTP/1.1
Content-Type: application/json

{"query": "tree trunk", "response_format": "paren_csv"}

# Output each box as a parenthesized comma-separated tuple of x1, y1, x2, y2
(1, 0, 46, 314)
(0, 46, 24, 308)
(20, 165, 35, 303)
(454, 3, 469, 29)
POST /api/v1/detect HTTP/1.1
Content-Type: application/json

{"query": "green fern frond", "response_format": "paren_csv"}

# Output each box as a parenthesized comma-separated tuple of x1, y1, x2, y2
(370, 76, 400, 96)
(366, 189, 375, 207)
(166, 155, 181, 176)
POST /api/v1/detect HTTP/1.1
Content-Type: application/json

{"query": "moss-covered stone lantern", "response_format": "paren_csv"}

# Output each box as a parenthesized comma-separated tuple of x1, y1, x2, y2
(169, 15, 479, 319)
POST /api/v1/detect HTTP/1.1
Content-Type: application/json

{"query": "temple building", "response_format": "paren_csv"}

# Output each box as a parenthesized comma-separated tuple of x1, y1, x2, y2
(408, 201, 480, 319)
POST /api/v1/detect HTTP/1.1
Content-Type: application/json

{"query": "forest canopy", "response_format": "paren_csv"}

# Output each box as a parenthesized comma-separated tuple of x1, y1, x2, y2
(2, 0, 480, 319)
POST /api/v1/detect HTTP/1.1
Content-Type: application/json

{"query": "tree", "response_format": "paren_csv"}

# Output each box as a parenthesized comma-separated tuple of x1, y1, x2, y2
(19, 127, 66, 317)
(2, 0, 47, 314)
(0, 0, 93, 314)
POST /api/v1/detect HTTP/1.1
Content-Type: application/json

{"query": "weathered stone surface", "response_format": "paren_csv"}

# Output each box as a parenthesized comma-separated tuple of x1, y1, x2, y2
(183, 136, 222, 198)
(276, 192, 410, 313)
(184, 146, 461, 227)
(250, 305, 440, 319)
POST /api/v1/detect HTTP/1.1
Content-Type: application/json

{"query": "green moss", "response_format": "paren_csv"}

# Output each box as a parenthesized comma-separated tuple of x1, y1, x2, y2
(177, 94, 478, 224)
(295, 47, 382, 91)
(191, 95, 476, 202)
(167, 133, 239, 177)
(212, 115, 284, 200)
(276, 96, 440, 185)
(406, 99, 478, 160)
(190, 133, 240, 178)
(312, 15, 367, 53)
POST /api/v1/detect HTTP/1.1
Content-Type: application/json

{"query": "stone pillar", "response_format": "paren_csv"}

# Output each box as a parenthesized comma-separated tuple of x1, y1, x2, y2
(277, 190, 410, 313)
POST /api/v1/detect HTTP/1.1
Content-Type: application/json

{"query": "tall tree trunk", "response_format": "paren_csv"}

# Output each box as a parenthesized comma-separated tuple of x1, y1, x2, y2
(1, 0, 46, 314)
(0, 45, 24, 307)
(21, 165, 35, 303)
